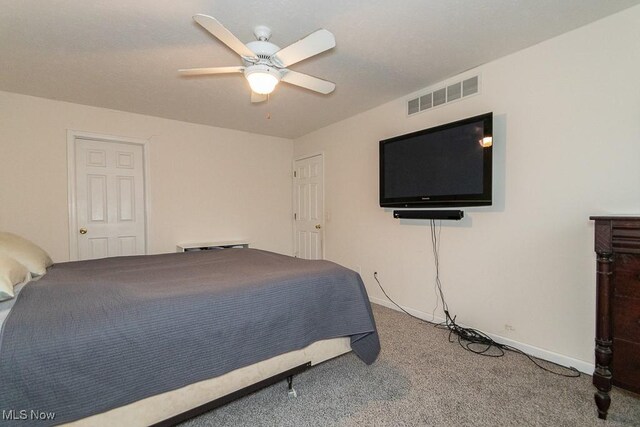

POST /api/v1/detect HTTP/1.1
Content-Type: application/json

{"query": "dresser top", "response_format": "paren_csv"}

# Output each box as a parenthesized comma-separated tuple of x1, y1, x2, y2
(590, 215, 640, 221)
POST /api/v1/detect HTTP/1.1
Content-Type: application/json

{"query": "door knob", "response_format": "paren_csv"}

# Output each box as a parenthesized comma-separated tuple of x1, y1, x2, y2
(79, 227, 87, 235)
(315, 224, 322, 229)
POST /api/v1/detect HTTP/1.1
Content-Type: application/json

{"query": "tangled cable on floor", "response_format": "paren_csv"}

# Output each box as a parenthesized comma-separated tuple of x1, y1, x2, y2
(372, 219, 580, 378)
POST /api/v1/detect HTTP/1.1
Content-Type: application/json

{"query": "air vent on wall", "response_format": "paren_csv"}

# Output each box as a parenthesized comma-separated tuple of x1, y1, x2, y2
(407, 75, 480, 116)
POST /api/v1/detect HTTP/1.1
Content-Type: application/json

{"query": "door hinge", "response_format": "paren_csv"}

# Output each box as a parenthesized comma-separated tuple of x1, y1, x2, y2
(294, 213, 297, 220)
(293, 170, 297, 178)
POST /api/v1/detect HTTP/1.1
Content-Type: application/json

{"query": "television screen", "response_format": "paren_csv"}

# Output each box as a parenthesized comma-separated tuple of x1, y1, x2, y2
(379, 112, 492, 208)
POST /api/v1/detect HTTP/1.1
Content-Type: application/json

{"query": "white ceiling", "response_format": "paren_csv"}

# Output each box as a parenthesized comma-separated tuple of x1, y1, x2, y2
(2, 1, 638, 139)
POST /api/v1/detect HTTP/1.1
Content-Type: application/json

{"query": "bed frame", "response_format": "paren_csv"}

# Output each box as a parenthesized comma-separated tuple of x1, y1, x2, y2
(65, 337, 351, 426)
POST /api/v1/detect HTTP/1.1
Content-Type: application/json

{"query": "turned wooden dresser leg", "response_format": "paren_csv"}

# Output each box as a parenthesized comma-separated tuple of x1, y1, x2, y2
(593, 251, 613, 420)
(593, 339, 612, 419)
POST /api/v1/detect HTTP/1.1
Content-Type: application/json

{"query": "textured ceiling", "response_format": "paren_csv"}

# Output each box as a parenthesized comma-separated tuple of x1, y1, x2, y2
(1, 0, 639, 138)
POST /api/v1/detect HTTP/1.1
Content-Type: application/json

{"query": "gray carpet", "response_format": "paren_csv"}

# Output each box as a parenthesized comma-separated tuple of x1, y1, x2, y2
(180, 304, 640, 426)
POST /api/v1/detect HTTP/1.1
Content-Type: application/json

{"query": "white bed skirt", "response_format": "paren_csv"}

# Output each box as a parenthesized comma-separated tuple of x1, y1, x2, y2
(65, 337, 352, 426)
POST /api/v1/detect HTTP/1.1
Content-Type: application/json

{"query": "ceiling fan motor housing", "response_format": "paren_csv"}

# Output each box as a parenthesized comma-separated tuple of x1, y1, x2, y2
(245, 40, 281, 63)
(244, 33, 284, 95)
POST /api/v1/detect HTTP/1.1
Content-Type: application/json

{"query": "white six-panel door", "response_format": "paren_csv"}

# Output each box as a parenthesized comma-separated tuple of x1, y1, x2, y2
(72, 137, 146, 260)
(294, 154, 324, 260)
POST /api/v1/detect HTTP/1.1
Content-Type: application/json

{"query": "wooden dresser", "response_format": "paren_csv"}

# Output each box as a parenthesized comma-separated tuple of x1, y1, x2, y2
(590, 216, 640, 419)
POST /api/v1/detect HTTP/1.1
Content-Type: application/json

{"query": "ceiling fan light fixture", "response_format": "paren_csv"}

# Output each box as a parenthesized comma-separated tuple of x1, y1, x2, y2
(245, 65, 281, 95)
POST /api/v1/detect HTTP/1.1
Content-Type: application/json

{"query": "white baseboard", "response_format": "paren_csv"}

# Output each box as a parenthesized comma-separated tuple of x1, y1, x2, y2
(369, 296, 594, 375)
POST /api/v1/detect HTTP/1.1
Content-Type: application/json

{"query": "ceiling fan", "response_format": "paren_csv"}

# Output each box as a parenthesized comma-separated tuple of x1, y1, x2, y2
(180, 14, 336, 103)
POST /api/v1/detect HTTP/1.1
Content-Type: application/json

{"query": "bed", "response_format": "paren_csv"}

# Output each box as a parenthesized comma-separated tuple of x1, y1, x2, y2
(0, 248, 380, 426)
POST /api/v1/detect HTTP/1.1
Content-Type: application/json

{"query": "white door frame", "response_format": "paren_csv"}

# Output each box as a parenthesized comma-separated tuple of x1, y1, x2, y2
(67, 130, 151, 261)
(292, 152, 325, 259)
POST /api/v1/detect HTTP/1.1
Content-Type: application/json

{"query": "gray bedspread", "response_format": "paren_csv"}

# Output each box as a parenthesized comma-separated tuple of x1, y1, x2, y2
(0, 249, 379, 425)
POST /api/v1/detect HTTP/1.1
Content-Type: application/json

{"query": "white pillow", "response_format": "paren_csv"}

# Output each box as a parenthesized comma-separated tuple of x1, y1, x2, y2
(0, 254, 30, 302)
(0, 232, 53, 276)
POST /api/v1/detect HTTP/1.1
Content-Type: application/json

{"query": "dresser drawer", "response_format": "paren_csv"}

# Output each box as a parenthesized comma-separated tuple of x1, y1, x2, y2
(612, 338, 640, 394)
(614, 253, 640, 272)
(614, 270, 640, 299)
(612, 222, 640, 254)
(613, 296, 640, 343)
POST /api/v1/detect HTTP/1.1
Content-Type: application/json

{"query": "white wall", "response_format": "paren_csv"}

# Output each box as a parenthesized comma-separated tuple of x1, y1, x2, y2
(0, 91, 294, 261)
(294, 6, 640, 368)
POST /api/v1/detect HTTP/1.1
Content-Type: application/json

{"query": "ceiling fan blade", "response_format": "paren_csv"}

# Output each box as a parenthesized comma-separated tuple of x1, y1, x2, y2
(251, 92, 268, 103)
(281, 70, 336, 94)
(193, 14, 256, 59)
(178, 66, 245, 76)
(271, 29, 335, 68)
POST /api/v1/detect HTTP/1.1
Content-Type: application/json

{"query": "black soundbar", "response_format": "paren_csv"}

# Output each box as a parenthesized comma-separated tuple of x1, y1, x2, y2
(393, 210, 464, 220)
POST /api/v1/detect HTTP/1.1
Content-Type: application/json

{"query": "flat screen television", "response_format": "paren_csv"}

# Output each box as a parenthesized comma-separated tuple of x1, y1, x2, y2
(379, 112, 493, 208)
